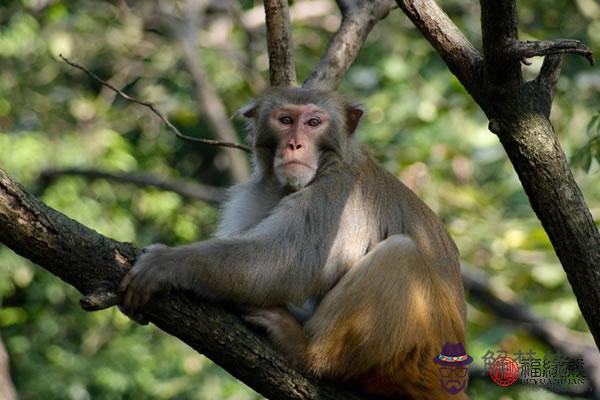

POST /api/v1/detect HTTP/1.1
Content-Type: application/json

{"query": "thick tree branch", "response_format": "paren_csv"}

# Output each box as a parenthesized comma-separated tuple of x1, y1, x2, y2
(60, 55, 252, 153)
(264, 0, 297, 86)
(0, 167, 365, 400)
(395, 0, 483, 99)
(396, 0, 600, 351)
(303, 0, 396, 90)
(38, 168, 227, 205)
(480, 0, 521, 88)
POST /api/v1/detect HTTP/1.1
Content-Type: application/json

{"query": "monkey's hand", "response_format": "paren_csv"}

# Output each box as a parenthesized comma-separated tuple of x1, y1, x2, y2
(119, 243, 173, 318)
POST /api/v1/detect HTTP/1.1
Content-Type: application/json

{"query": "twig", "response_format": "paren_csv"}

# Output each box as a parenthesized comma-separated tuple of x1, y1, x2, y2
(80, 291, 122, 311)
(59, 54, 252, 153)
(264, 0, 297, 86)
(38, 167, 228, 205)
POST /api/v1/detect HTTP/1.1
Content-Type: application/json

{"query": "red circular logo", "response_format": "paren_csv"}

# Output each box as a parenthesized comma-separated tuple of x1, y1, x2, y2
(489, 356, 520, 387)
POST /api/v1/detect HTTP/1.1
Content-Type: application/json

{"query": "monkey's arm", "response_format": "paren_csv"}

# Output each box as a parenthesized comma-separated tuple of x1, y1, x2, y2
(121, 190, 344, 312)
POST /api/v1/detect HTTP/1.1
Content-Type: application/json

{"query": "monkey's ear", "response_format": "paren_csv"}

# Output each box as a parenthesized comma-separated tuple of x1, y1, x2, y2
(239, 102, 257, 119)
(346, 104, 364, 135)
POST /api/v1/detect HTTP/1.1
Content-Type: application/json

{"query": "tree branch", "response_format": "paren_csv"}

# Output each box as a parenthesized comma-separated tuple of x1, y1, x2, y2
(264, 0, 297, 86)
(396, 0, 600, 351)
(395, 0, 483, 99)
(507, 39, 595, 66)
(479, 0, 521, 88)
(0, 167, 366, 400)
(38, 167, 227, 205)
(59, 55, 252, 153)
(303, 0, 396, 91)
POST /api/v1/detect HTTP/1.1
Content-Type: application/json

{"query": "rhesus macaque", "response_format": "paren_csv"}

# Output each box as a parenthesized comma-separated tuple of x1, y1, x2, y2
(120, 87, 467, 400)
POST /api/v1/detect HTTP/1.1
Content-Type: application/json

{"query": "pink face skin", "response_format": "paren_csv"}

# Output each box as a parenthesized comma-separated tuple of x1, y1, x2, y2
(269, 103, 330, 190)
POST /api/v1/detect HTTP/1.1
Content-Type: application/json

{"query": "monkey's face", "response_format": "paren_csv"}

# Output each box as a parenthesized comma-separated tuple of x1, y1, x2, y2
(268, 103, 329, 191)
(243, 88, 364, 190)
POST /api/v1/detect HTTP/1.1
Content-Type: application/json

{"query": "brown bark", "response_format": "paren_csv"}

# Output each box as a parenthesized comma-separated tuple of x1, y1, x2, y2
(264, 0, 297, 86)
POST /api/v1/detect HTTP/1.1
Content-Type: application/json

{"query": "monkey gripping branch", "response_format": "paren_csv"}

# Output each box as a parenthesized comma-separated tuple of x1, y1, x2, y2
(1, 0, 600, 399)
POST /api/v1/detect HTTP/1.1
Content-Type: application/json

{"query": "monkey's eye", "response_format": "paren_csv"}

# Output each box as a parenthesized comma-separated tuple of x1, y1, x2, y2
(307, 118, 321, 127)
(279, 116, 293, 125)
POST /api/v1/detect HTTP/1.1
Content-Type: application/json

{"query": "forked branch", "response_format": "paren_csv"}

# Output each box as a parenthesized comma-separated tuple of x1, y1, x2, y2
(264, 0, 297, 86)
(303, 0, 396, 90)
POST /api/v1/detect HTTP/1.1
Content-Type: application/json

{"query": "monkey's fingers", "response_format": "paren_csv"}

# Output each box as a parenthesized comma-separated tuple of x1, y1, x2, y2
(242, 308, 285, 331)
(118, 270, 134, 293)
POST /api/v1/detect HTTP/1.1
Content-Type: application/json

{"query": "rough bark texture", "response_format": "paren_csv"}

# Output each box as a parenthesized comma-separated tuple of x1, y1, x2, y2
(0, 167, 365, 400)
(397, 0, 600, 348)
(264, 0, 297, 86)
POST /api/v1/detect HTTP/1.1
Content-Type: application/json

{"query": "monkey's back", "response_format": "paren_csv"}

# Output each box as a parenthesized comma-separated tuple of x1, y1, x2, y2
(356, 155, 461, 277)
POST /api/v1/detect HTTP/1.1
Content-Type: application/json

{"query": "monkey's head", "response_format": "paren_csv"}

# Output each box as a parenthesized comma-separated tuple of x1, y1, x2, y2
(241, 87, 363, 191)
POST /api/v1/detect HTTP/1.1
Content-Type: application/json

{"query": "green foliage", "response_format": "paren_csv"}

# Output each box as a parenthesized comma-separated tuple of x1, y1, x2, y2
(0, 0, 598, 399)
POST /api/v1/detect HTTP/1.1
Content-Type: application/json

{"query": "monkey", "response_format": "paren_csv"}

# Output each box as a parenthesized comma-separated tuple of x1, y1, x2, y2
(120, 87, 468, 400)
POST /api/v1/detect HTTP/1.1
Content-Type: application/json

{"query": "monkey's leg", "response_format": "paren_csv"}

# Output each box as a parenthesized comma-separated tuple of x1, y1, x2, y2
(304, 235, 467, 399)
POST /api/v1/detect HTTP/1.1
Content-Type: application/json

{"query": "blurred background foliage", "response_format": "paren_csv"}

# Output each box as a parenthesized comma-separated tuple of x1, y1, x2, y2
(0, 0, 599, 399)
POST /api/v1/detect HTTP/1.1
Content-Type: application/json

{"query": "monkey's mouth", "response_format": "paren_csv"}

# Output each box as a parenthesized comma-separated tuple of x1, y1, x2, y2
(281, 160, 311, 169)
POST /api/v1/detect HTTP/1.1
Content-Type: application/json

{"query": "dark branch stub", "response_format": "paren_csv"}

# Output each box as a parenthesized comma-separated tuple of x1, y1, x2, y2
(59, 55, 252, 153)
(264, 0, 297, 87)
(80, 291, 122, 311)
(508, 39, 595, 66)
